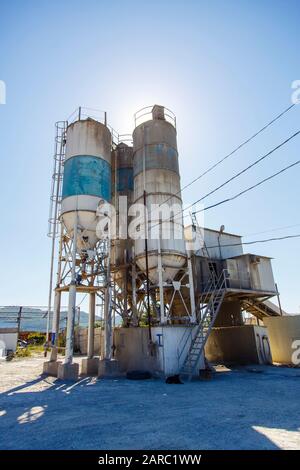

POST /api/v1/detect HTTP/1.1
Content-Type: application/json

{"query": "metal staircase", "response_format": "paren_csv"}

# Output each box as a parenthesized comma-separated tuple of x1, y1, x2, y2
(179, 270, 227, 381)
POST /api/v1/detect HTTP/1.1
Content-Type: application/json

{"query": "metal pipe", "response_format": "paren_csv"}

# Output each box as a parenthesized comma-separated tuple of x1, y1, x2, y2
(187, 254, 196, 323)
(104, 241, 112, 359)
(157, 236, 166, 324)
(51, 290, 61, 346)
(275, 283, 283, 316)
(51, 223, 64, 345)
(143, 190, 152, 341)
(131, 249, 138, 326)
(64, 213, 78, 364)
(87, 293, 96, 359)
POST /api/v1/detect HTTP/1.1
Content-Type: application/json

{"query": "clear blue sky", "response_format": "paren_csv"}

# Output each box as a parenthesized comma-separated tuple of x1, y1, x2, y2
(0, 0, 299, 313)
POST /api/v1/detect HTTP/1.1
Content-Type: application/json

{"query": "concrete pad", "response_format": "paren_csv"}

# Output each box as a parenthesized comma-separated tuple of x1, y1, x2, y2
(81, 357, 99, 376)
(43, 360, 62, 377)
(98, 359, 122, 378)
(57, 362, 79, 381)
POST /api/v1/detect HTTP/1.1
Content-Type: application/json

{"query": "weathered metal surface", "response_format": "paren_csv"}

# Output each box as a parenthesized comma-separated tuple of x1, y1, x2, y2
(133, 144, 179, 177)
(62, 155, 111, 200)
(61, 119, 112, 250)
(132, 105, 186, 284)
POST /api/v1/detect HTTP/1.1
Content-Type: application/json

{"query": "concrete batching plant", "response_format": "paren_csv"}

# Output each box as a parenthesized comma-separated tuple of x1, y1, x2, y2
(44, 105, 283, 381)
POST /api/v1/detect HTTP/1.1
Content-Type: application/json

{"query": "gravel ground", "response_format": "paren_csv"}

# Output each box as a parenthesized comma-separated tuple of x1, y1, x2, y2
(0, 356, 300, 450)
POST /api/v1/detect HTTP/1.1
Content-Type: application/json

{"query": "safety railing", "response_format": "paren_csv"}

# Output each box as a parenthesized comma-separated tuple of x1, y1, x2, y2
(177, 269, 228, 368)
(65, 107, 132, 147)
(134, 105, 176, 128)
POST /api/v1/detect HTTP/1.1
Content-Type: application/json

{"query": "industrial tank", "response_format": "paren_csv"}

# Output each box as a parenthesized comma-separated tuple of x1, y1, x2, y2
(61, 118, 112, 251)
(111, 141, 134, 284)
(132, 105, 186, 284)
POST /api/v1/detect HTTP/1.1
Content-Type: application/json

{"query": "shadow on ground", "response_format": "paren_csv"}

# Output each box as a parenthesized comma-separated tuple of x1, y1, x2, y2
(0, 364, 300, 450)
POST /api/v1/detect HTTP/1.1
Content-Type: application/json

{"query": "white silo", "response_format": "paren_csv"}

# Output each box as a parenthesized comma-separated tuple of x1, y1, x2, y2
(59, 117, 112, 376)
(61, 118, 112, 251)
(132, 105, 186, 286)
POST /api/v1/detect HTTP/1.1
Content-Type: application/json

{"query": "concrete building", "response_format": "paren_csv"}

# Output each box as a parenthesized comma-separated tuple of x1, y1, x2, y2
(0, 328, 18, 357)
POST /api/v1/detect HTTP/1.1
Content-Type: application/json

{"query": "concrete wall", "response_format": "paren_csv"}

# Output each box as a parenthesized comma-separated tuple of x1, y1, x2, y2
(114, 326, 206, 376)
(264, 315, 300, 365)
(205, 325, 271, 365)
(0, 328, 18, 353)
(74, 327, 103, 356)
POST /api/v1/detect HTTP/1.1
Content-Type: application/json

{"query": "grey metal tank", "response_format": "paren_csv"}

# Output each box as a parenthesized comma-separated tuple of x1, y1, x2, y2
(111, 140, 134, 288)
(132, 105, 186, 284)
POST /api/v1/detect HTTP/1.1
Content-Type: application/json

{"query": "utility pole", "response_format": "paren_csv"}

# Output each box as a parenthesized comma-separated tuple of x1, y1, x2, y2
(17, 306, 22, 341)
(275, 283, 283, 316)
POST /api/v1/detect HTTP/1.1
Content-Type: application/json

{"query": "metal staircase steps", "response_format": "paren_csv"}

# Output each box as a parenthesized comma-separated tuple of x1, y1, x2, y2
(179, 270, 227, 380)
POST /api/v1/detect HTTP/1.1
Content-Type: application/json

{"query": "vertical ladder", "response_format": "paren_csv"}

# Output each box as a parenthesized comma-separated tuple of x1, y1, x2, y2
(179, 270, 227, 381)
(46, 121, 67, 342)
(48, 121, 67, 237)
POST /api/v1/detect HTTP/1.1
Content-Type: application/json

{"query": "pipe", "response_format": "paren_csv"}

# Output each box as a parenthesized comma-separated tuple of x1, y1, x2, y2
(64, 213, 78, 364)
(275, 283, 283, 316)
(143, 190, 152, 341)
(104, 241, 112, 359)
(51, 223, 64, 346)
(87, 293, 96, 359)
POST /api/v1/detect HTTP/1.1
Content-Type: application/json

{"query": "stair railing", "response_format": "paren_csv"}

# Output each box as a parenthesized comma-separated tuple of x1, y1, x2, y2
(177, 269, 228, 370)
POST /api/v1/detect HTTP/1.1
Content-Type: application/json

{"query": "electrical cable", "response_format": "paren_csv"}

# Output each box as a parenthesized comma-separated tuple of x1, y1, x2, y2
(203, 233, 300, 249)
(191, 158, 300, 215)
(147, 102, 296, 219)
(184, 129, 300, 209)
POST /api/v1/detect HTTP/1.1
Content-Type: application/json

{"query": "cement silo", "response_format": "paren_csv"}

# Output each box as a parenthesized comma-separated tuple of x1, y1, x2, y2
(111, 140, 135, 322)
(132, 105, 186, 286)
(58, 116, 112, 378)
(61, 118, 112, 251)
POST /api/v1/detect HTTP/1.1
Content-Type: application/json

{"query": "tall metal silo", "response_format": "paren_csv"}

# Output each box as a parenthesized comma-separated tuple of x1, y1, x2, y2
(61, 118, 112, 251)
(58, 116, 112, 375)
(111, 140, 135, 323)
(132, 105, 187, 286)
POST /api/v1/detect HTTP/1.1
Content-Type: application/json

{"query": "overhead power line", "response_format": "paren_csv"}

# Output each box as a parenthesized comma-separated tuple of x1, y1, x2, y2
(152, 134, 300, 229)
(204, 233, 300, 249)
(244, 223, 300, 237)
(185, 129, 300, 209)
(191, 157, 300, 215)
(179, 103, 296, 196)
(147, 102, 296, 220)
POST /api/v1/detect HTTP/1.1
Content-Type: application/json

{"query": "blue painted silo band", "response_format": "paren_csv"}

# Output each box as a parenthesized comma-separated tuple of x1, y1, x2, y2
(133, 143, 179, 177)
(117, 167, 134, 191)
(62, 155, 111, 201)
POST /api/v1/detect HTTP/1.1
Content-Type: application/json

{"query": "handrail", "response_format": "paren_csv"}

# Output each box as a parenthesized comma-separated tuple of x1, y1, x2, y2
(134, 105, 176, 129)
(177, 269, 228, 365)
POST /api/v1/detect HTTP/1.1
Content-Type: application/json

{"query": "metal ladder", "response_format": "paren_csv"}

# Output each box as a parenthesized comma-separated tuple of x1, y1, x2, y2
(179, 270, 227, 381)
